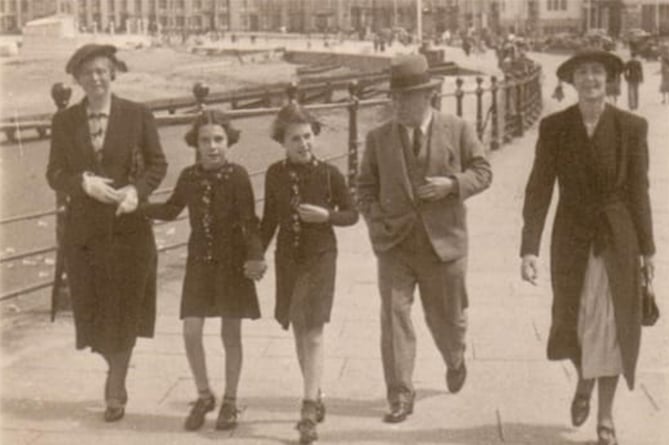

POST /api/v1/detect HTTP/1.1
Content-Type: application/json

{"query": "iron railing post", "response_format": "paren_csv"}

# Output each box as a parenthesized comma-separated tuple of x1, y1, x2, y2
(50, 82, 72, 321)
(347, 80, 360, 190)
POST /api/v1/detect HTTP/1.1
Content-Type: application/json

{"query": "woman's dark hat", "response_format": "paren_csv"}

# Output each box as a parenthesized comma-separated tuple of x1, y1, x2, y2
(556, 48, 623, 83)
(65, 44, 128, 75)
(389, 54, 443, 92)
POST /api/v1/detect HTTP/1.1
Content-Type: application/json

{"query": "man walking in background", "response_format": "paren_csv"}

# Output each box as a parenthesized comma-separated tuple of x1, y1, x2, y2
(624, 52, 644, 110)
(357, 54, 492, 424)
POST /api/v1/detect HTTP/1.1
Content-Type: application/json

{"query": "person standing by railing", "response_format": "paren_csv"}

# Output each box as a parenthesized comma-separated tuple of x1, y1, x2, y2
(45, 44, 167, 422)
(357, 54, 492, 424)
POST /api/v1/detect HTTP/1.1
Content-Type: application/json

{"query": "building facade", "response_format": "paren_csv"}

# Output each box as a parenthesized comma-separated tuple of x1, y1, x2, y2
(3, 0, 667, 37)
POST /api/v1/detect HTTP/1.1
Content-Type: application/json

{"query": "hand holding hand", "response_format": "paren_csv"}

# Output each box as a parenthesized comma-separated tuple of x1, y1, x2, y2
(416, 176, 456, 201)
(244, 260, 267, 281)
(82, 173, 121, 204)
(297, 203, 330, 223)
(521, 254, 539, 286)
(115, 185, 139, 216)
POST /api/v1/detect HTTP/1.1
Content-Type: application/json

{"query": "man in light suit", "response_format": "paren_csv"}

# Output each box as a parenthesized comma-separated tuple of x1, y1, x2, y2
(357, 54, 492, 423)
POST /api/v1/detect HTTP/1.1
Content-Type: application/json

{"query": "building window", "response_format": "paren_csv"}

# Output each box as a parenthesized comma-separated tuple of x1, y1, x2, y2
(546, 0, 551, 11)
(560, 0, 566, 10)
(194, 0, 201, 10)
(159, 0, 166, 9)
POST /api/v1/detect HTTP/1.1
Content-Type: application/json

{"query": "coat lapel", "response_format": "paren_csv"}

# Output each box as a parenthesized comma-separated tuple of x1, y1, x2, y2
(387, 121, 415, 201)
(99, 95, 123, 167)
(73, 99, 98, 171)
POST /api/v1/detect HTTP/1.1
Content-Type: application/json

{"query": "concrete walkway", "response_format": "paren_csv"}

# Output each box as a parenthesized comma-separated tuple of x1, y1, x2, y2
(1, 50, 667, 445)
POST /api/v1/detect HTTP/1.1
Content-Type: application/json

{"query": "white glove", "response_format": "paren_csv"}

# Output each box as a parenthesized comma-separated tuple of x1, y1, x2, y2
(82, 173, 121, 204)
(297, 203, 330, 223)
(115, 185, 138, 216)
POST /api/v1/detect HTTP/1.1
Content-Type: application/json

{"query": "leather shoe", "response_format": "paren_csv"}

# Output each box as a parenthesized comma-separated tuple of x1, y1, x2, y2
(571, 392, 590, 427)
(383, 397, 414, 423)
(446, 361, 467, 393)
(103, 406, 125, 422)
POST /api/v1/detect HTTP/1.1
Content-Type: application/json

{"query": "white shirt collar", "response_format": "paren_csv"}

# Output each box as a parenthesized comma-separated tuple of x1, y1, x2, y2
(87, 97, 112, 117)
(401, 108, 433, 136)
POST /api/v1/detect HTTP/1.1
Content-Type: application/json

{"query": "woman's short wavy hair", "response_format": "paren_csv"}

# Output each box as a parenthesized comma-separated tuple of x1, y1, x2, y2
(184, 109, 240, 148)
(270, 103, 321, 143)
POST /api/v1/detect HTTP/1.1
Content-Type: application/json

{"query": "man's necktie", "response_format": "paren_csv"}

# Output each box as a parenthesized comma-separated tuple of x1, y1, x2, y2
(413, 127, 423, 157)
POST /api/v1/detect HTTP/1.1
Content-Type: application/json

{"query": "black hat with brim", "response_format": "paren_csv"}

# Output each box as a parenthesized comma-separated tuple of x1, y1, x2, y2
(556, 49, 623, 84)
(65, 44, 128, 75)
(388, 54, 443, 93)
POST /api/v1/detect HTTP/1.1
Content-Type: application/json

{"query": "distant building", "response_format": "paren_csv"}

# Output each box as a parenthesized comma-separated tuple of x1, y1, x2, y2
(1, 0, 72, 33)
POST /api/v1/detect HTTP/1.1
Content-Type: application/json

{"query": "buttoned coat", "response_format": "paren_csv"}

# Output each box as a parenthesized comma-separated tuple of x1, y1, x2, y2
(357, 110, 492, 262)
(521, 104, 655, 389)
(46, 95, 167, 353)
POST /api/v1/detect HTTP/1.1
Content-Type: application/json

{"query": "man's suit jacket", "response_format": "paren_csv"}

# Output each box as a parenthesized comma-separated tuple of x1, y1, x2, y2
(46, 94, 168, 245)
(357, 110, 492, 261)
(624, 59, 643, 83)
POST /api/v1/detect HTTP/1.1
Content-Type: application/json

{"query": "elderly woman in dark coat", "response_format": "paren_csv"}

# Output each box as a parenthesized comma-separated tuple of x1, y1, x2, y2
(46, 44, 167, 422)
(520, 49, 655, 445)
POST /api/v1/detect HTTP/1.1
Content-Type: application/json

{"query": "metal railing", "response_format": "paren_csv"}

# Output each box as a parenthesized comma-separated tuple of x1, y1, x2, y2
(0, 64, 543, 311)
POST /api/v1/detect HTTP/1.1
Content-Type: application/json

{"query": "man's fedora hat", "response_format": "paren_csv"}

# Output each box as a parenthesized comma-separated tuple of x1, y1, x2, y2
(389, 54, 443, 93)
(65, 43, 128, 75)
(556, 48, 623, 84)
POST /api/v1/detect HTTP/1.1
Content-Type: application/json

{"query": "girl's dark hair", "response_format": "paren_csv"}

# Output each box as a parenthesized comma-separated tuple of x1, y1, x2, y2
(270, 103, 321, 143)
(184, 109, 241, 148)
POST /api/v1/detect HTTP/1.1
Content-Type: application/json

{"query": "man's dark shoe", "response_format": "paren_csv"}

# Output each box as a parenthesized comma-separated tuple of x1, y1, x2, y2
(103, 405, 125, 422)
(383, 394, 414, 424)
(446, 361, 467, 393)
(184, 394, 216, 431)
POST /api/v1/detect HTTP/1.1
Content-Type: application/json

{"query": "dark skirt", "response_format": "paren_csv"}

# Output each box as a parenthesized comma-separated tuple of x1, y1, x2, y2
(274, 249, 336, 330)
(65, 224, 157, 354)
(181, 257, 260, 319)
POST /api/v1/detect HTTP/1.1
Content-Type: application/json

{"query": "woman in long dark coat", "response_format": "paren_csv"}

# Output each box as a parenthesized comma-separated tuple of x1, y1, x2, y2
(46, 44, 167, 422)
(520, 49, 655, 445)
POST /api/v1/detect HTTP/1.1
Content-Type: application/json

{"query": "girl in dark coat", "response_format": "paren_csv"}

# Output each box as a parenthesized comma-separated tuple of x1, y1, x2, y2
(520, 49, 655, 445)
(46, 44, 167, 422)
(261, 104, 358, 444)
(142, 110, 266, 432)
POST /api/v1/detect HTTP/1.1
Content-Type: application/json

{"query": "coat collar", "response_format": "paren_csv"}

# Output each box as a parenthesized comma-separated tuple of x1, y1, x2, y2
(74, 94, 123, 172)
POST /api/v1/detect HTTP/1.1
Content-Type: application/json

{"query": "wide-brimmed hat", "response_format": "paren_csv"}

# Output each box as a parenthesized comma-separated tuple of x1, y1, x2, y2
(556, 48, 623, 83)
(389, 54, 443, 93)
(65, 43, 128, 75)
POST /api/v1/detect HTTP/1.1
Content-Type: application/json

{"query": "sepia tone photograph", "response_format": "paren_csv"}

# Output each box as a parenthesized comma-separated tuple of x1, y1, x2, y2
(1, 0, 667, 444)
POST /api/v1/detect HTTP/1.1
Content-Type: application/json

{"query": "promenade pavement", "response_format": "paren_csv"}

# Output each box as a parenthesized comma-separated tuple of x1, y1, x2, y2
(1, 47, 667, 445)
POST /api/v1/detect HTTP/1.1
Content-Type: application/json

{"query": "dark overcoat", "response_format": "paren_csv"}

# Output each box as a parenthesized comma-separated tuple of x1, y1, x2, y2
(46, 95, 167, 354)
(521, 104, 655, 389)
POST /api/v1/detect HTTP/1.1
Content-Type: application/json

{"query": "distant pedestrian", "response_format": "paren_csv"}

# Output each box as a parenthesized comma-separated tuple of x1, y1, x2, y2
(261, 104, 358, 445)
(462, 37, 471, 56)
(605, 71, 621, 104)
(46, 44, 167, 422)
(357, 54, 492, 424)
(521, 48, 655, 445)
(660, 53, 669, 104)
(142, 110, 266, 432)
(623, 53, 643, 110)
